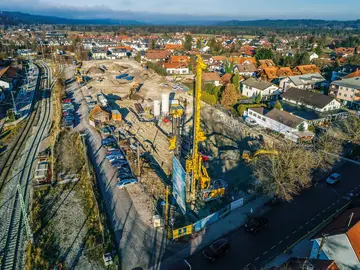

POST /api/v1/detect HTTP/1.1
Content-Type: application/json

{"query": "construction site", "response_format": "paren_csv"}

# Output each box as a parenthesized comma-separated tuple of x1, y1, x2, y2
(74, 57, 270, 239)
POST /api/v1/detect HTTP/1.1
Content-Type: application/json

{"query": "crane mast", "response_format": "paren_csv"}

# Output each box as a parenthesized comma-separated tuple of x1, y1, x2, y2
(186, 55, 210, 203)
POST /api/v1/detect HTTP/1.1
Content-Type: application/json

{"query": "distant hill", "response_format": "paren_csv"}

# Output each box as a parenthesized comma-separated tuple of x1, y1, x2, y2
(0, 11, 144, 25)
(215, 19, 360, 28)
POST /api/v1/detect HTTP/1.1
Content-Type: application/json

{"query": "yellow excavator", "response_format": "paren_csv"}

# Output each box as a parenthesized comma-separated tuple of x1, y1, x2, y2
(242, 149, 279, 162)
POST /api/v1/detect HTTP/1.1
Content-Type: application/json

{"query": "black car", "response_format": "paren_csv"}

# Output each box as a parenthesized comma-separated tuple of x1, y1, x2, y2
(203, 238, 230, 261)
(245, 216, 268, 234)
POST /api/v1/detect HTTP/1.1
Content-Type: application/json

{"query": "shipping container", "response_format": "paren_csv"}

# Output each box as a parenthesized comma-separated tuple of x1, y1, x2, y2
(111, 110, 122, 121)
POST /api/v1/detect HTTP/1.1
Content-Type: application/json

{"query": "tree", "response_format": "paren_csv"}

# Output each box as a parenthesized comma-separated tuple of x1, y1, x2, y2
(274, 101, 282, 110)
(151, 39, 156, 50)
(255, 48, 273, 61)
(232, 73, 241, 92)
(330, 115, 360, 145)
(184, 35, 192, 51)
(220, 84, 238, 107)
(135, 52, 141, 63)
(254, 92, 262, 104)
(298, 122, 305, 131)
(224, 60, 235, 73)
(196, 38, 202, 49)
(314, 46, 322, 57)
(237, 104, 246, 116)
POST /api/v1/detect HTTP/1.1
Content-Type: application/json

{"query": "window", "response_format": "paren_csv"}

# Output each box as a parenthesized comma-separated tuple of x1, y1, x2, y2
(249, 111, 252, 115)
(344, 94, 347, 97)
(262, 117, 266, 121)
(346, 88, 349, 91)
(338, 93, 342, 96)
(352, 89, 355, 92)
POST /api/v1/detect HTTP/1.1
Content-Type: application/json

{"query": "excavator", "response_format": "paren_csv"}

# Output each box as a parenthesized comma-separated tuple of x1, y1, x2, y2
(242, 149, 279, 162)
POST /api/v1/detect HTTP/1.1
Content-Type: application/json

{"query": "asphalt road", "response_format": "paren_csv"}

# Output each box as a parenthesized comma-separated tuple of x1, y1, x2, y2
(187, 161, 360, 269)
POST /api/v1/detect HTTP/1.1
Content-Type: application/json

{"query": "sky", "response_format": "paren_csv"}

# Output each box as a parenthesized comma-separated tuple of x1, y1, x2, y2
(1, 0, 360, 21)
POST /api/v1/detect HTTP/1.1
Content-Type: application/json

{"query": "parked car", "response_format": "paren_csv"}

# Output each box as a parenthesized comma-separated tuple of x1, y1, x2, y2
(116, 178, 137, 189)
(326, 173, 341, 185)
(111, 160, 128, 168)
(245, 117, 258, 127)
(245, 216, 268, 234)
(117, 171, 133, 180)
(203, 238, 230, 261)
(106, 149, 123, 155)
(107, 155, 124, 163)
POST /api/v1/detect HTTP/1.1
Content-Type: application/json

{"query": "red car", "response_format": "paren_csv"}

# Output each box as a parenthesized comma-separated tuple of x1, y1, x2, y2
(62, 99, 72, 103)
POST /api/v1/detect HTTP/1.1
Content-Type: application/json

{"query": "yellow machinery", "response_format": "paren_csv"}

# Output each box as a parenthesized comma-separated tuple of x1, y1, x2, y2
(185, 56, 211, 203)
(242, 149, 279, 162)
(168, 106, 183, 152)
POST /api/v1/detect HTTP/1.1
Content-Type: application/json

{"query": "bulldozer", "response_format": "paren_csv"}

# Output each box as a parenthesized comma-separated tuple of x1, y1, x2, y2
(242, 149, 279, 162)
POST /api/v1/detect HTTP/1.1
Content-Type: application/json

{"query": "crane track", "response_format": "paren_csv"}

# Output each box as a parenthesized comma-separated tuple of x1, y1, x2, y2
(0, 62, 52, 270)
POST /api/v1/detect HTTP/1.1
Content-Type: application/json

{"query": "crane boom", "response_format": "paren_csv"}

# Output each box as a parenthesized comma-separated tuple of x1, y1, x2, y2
(186, 55, 210, 203)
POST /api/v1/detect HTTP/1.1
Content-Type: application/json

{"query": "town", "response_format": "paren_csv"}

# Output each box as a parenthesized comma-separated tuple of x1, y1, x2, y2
(0, 9, 360, 270)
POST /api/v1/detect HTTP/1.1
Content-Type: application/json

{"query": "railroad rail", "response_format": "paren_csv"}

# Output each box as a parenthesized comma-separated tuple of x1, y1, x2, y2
(0, 61, 53, 270)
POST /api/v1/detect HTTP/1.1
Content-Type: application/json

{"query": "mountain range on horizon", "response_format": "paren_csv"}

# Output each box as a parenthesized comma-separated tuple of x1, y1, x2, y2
(1, 10, 360, 28)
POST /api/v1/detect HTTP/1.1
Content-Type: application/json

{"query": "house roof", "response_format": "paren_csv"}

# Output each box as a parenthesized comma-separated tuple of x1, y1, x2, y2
(145, 50, 169, 60)
(335, 47, 355, 55)
(265, 108, 304, 128)
(163, 62, 188, 69)
(332, 77, 360, 88)
(287, 73, 326, 86)
(344, 69, 360, 79)
(221, 73, 233, 84)
(242, 77, 273, 90)
(212, 55, 227, 62)
(170, 55, 189, 63)
(262, 66, 278, 80)
(203, 72, 221, 82)
(277, 67, 294, 77)
(235, 63, 257, 73)
(258, 59, 276, 68)
(282, 87, 336, 109)
(0, 66, 10, 78)
(292, 64, 320, 75)
(90, 105, 109, 117)
(165, 44, 183, 50)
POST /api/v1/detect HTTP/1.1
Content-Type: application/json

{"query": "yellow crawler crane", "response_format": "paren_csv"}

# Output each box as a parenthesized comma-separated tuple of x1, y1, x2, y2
(186, 55, 211, 203)
(242, 149, 279, 162)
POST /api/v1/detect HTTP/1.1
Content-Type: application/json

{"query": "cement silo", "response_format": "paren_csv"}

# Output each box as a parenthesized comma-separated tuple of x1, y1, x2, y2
(161, 92, 169, 115)
(154, 100, 161, 117)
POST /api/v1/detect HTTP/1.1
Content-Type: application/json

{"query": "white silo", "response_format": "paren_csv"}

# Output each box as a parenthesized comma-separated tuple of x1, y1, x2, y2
(154, 100, 161, 117)
(161, 92, 169, 115)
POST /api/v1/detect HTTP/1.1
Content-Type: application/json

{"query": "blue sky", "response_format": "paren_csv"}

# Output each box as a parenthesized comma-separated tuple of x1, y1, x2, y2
(1, 0, 360, 21)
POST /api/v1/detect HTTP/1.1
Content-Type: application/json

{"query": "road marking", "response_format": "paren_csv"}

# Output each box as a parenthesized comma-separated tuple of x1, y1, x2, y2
(311, 217, 315, 221)
(332, 202, 336, 206)
(286, 235, 290, 239)
(305, 221, 309, 225)
(299, 226, 303, 229)
(263, 251, 268, 255)
(271, 245, 275, 250)
(245, 263, 251, 268)
(292, 230, 296, 234)
(322, 209, 326, 213)
(327, 206, 331, 209)
(317, 213, 320, 217)
(279, 240, 283, 244)
(255, 257, 260, 261)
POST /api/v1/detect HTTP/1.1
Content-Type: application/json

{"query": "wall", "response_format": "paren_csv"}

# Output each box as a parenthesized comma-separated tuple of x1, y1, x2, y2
(242, 84, 279, 98)
(336, 85, 360, 102)
(166, 68, 189, 75)
(283, 98, 341, 113)
(0, 80, 11, 90)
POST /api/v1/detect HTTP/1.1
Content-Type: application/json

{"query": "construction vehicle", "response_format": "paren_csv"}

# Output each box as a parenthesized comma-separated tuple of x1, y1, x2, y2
(242, 149, 279, 162)
(185, 55, 225, 204)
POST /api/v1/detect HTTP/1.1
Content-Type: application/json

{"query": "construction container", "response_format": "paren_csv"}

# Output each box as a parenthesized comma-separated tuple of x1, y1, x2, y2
(161, 93, 169, 115)
(115, 73, 128, 79)
(111, 110, 122, 122)
(154, 100, 161, 117)
(126, 76, 134, 81)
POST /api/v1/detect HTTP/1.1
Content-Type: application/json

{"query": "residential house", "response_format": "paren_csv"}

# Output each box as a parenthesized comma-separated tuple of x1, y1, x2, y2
(247, 107, 312, 142)
(242, 77, 280, 99)
(278, 73, 326, 91)
(335, 47, 355, 58)
(221, 73, 233, 85)
(309, 52, 319, 61)
(282, 87, 341, 113)
(110, 48, 127, 58)
(163, 62, 189, 75)
(0, 66, 19, 91)
(144, 50, 170, 62)
(344, 69, 360, 79)
(92, 48, 108, 60)
(202, 72, 222, 86)
(17, 49, 37, 56)
(165, 44, 183, 51)
(233, 63, 257, 77)
(89, 105, 110, 123)
(170, 55, 190, 64)
(260, 66, 279, 81)
(292, 64, 320, 75)
(278, 257, 339, 270)
(0, 87, 5, 101)
(330, 77, 360, 106)
(309, 208, 360, 270)
(277, 67, 294, 77)
(258, 59, 276, 69)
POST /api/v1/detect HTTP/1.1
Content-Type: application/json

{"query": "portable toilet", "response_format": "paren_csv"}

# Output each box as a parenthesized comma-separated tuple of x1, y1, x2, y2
(111, 110, 122, 122)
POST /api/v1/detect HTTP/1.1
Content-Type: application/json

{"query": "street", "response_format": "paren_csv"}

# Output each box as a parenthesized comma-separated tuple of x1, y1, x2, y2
(187, 162, 360, 269)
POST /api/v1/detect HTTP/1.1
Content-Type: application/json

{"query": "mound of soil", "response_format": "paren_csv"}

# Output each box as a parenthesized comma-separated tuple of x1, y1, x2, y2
(108, 63, 129, 72)
(86, 66, 105, 75)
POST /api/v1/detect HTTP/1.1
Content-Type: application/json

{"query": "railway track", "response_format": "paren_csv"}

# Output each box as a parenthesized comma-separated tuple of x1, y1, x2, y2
(0, 62, 53, 270)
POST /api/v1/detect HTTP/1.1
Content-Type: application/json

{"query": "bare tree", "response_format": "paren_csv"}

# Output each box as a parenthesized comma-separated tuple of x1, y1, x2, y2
(331, 115, 360, 145)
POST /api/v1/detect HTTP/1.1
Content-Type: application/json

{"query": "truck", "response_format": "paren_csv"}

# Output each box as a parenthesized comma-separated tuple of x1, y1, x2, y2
(97, 93, 108, 107)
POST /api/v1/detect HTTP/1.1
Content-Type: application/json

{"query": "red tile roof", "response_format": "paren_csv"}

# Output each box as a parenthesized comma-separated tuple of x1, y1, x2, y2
(170, 55, 189, 63)
(202, 72, 221, 82)
(344, 69, 360, 79)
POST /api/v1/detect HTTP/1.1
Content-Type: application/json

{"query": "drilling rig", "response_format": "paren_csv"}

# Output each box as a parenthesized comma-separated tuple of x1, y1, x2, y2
(185, 55, 214, 205)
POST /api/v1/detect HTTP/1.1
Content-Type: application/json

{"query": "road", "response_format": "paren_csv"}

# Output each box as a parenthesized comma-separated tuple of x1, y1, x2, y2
(187, 162, 360, 269)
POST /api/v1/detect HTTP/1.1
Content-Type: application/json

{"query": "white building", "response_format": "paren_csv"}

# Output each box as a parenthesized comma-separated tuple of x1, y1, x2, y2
(279, 73, 326, 91)
(242, 77, 280, 99)
(309, 52, 319, 61)
(110, 48, 127, 59)
(163, 63, 189, 75)
(282, 87, 341, 113)
(247, 107, 311, 142)
(92, 48, 108, 60)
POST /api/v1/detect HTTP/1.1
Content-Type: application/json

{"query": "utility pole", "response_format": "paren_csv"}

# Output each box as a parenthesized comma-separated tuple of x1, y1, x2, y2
(10, 91, 17, 115)
(348, 212, 354, 227)
(317, 233, 328, 259)
(137, 143, 141, 181)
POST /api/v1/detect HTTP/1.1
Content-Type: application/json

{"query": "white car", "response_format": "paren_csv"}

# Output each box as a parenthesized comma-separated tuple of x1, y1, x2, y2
(326, 173, 340, 185)
(245, 117, 258, 127)
(116, 178, 137, 189)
